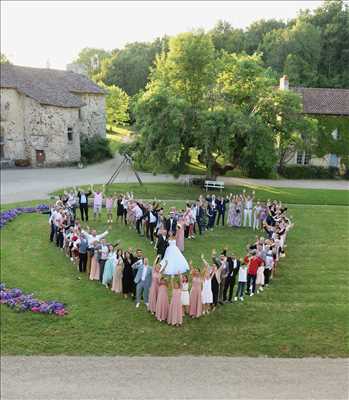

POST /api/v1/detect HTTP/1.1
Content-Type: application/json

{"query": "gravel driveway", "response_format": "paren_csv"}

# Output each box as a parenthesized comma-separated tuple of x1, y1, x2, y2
(1, 154, 348, 204)
(1, 356, 348, 400)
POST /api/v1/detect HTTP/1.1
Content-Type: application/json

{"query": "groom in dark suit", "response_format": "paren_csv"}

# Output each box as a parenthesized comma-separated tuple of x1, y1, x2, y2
(156, 229, 168, 260)
(165, 211, 177, 236)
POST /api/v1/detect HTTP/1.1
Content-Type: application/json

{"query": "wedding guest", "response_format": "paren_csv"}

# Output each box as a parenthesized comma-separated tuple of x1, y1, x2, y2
(112, 254, 123, 294)
(105, 194, 114, 224)
(246, 251, 264, 296)
(167, 277, 183, 326)
(102, 245, 117, 287)
(234, 261, 248, 301)
(116, 195, 124, 224)
(176, 216, 185, 252)
(78, 233, 89, 273)
(201, 267, 214, 315)
(132, 257, 152, 308)
(216, 196, 228, 226)
(253, 201, 262, 230)
(180, 274, 190, 315)
(92, 184, 104, 221)
(242, 190, 255, 228)
(189, 263, 202, 318)
(77, 187, 92, 222)
(223, 253, 240, 303)
(97, 238, 109, 282)
(155, 276, 169, 322)
(148, 257, 161, 314)
(122, 251, 135, 298)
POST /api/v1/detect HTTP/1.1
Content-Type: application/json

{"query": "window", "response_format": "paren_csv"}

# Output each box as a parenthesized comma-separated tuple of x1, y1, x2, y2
(78, 108, 82, 120)
(296, 151, 311, 165)
(304, 153, 311, 165)
(296, 152, 303, 165)
(67, 127, 73, 142)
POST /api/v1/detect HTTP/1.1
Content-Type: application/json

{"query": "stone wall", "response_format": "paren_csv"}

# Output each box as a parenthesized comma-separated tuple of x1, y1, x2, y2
(78, 94, 106, 138)
(23, 97, 81, 166)
(0, 88, 26, 162)
(0, 88, 105, 167)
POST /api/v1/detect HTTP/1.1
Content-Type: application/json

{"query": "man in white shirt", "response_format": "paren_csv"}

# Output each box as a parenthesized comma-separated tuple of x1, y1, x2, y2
(243, 190, 255, 228)
(134, 203, 143, 234)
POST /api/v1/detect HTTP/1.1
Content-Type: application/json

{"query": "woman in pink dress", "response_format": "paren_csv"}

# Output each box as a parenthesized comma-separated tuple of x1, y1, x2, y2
(167, 277, 183, 326)
(89, 242, 100, 281)
(112, 250, 123, 293)
(155, 277, 169, 322)
(176, 217, 185, 252)
(148, 257, 161, 314)
(189, 264, 203, 318)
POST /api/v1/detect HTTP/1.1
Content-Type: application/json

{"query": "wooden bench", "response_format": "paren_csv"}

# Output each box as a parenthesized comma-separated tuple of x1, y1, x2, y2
(204, 180, 225, 192)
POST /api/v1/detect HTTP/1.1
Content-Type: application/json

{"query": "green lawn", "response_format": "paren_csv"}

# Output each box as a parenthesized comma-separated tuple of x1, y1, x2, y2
(1, 185, 349, 357)
(52, 182, 349, 206)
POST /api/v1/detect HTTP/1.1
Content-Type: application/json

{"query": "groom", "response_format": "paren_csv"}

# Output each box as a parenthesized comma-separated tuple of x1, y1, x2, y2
(132, 257, 152, 308)
(156, 229, 168, 260)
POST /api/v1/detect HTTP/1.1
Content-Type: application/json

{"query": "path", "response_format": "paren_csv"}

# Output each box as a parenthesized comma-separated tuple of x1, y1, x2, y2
(1, 356, 348, 400)
(1, 154, 348, 204)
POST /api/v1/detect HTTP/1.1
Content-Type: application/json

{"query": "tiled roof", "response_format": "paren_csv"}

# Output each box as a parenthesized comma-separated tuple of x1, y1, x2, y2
(293, 87, 349, 116)
(0, 64, 105, 108)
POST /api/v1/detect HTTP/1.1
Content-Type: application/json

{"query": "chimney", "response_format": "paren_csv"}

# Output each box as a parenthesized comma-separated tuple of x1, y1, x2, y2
(66, 63, 88, 77)
(279, 75, 289, 91)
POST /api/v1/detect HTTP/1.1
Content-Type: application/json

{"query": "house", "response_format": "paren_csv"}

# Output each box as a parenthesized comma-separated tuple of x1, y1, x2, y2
(279, 75, 349, 169)
(0, 64, 106, 167)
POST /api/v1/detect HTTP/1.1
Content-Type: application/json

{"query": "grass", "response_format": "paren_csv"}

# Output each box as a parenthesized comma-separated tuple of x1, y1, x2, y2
(51, 183, 349, 206)
(1, 186, 349, 357)
(107, 125, 135, 154)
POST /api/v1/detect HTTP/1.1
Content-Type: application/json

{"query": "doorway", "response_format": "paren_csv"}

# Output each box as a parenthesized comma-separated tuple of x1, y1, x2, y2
(36, 149, 45, 166)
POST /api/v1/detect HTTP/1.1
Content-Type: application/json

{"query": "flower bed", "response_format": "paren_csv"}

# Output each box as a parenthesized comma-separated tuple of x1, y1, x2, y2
(0, 283, 68, 316)
(0, 204, 49, 229)
(1, 204, 68, 316)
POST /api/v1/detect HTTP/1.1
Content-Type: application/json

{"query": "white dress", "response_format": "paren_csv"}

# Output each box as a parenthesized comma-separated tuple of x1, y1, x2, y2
(201, 278, 213, 304)
(181, 282, 190, 306)
(160, 240, 189, 275)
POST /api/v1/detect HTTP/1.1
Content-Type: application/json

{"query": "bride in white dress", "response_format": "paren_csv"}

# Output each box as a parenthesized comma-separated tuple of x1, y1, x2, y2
(160, 235, 189, 275)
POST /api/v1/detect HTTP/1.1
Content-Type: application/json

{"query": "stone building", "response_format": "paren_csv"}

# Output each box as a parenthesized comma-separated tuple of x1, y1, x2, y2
(0, 64, 106, 167)
(279, 75, 349, 169)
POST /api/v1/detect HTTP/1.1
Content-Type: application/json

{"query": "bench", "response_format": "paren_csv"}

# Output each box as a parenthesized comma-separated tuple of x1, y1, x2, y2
(204, 180, 225, 192)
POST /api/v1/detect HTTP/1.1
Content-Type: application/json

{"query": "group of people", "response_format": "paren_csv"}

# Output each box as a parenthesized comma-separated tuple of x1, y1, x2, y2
(48, 186, 293, 327)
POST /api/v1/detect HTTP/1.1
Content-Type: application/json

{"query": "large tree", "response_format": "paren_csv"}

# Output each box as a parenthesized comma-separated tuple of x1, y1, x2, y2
(99, 83, 129, 127)
(129, 34, 314, 178)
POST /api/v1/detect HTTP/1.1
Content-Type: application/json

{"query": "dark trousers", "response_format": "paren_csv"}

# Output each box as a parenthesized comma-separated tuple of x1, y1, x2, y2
(148, 222, 156, 242)
(123, 209, 127, 225)
(80, 203, 88, 221)
(223, 270, 238, 301)
(211, 275, 219, 306)
(264, 268, 271, 285)
(136, 218, 142, 234)
(235, 282, 245, 298)
(99, 259, 106, 282)
(50, 223, 56, 242)
(247, 274, 257, 294)
(207, 215, 215, 229)
(196, 218, 203, 235)
(216, 212, 225, 226)
(56, 230, 64, 248)
(79, 252, 87, 272)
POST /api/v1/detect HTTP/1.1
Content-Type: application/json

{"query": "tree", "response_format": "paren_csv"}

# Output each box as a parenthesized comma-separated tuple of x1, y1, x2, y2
(0, 53, 11, 64)
(103, 37, 169, 96)
(210, 20, 245, 54)
(99, 83, 129, 126)
(74, 48, 111, 79)
(255, 89, 318, 170)
(244, 19, 286, 54)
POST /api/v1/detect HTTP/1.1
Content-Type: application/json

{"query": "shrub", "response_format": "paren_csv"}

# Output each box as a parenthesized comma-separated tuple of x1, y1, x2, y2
(279, 165, 340, 179)
(80, 135, 113, 165)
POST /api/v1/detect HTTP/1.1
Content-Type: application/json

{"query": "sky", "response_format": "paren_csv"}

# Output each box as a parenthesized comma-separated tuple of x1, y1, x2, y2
(1, 0, 325, 70)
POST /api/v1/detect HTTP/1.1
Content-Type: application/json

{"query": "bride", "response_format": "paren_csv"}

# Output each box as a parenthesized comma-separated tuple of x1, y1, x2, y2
(160, 232, 189, 275)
